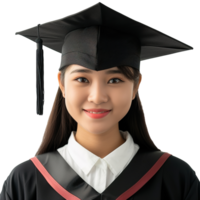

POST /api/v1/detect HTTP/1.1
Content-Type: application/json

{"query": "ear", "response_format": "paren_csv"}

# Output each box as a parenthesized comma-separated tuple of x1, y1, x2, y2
(139, 74, 144, 88)
(55, 71, 61, 86)
(55, 71, 65, 98)
(132, 74, 142, 100)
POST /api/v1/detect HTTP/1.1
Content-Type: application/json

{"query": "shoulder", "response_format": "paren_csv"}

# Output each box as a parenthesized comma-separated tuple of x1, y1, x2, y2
(2, 159, 36, 189)
(163, 154, 196, 178)
(9, 159, 36, 180)
(161, 153, 199, 198)
(0, 159, 36, 200)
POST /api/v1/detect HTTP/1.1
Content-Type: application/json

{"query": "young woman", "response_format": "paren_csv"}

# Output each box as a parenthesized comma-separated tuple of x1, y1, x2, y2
(0, 2, 199, 200)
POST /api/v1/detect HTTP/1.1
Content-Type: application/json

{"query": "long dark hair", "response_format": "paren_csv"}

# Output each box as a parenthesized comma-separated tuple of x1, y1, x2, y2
(35, 65, 160, 156)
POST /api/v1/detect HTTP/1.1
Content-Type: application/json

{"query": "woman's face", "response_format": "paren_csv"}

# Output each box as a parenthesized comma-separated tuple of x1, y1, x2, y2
(58, 64, 142, 136)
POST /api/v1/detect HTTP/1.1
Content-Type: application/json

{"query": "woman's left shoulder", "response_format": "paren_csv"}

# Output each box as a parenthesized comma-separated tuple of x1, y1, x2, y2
(161, 153, 200, 199)
(162, 154, 200, 188)
(163, 154, 196, 177)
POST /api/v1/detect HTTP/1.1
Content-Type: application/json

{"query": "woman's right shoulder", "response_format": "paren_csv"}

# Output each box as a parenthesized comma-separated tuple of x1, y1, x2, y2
(9, 159, 36, 179)
(0, 159, 37, 200)
(1, 159, 36, 184)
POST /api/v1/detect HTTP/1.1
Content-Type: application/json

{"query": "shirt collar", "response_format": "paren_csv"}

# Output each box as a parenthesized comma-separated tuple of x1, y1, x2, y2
(66, 130, 139, 177)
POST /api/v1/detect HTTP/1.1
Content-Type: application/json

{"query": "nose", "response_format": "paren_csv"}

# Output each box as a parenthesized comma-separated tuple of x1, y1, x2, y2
(87, 82, 109, 104)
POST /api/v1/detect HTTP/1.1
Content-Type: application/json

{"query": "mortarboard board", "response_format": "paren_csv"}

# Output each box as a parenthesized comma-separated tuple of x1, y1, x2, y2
(15, 2, 193, 115)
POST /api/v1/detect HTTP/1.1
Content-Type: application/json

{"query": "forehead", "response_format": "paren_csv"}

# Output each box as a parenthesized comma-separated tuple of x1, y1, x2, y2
(67, 64, 118, 73)
(63, 64, 136, 83)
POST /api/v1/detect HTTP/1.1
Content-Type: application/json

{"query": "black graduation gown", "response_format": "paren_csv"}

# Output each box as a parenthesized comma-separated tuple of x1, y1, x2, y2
(0, 148, 199, 200)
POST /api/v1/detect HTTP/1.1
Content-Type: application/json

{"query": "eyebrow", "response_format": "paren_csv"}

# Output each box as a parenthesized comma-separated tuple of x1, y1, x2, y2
(70, 68, 123, 75)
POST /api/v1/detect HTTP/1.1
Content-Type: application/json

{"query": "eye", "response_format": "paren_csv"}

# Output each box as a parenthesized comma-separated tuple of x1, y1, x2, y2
(74, 77, 123, 84)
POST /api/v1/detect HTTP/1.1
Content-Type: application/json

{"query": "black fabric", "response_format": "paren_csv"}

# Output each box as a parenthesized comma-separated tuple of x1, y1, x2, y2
(15, 2, 193, 72)
(0, 148, 199, 200)
(35, 24, 44, 115)
(60, 25, 141, 72)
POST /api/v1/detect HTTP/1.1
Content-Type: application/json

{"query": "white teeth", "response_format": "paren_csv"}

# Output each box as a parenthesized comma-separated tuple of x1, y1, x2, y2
(88, 111, 107, 114)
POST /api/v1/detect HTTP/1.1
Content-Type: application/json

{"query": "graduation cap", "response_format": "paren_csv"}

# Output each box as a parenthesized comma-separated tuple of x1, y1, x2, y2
(15, 2, 193, 115)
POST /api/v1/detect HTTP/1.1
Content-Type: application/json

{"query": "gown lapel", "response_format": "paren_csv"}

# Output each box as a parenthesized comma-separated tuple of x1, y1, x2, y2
(30, 148, 171, 200)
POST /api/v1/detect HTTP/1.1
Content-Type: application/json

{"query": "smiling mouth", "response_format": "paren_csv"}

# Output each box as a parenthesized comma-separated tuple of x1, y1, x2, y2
(83, 109, 111, 113)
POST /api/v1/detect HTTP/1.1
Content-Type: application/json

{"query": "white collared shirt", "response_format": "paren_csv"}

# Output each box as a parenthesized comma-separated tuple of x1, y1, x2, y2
(57, 130, 140, 193)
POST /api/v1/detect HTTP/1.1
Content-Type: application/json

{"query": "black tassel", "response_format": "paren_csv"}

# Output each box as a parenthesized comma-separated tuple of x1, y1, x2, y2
(35, 24, 44, 115)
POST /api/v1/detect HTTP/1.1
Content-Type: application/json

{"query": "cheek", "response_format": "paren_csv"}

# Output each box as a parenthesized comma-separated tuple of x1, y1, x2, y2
(113, 93, 132, 113)
(111, 86, 133, 114)
(64, 86, 85, 115)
